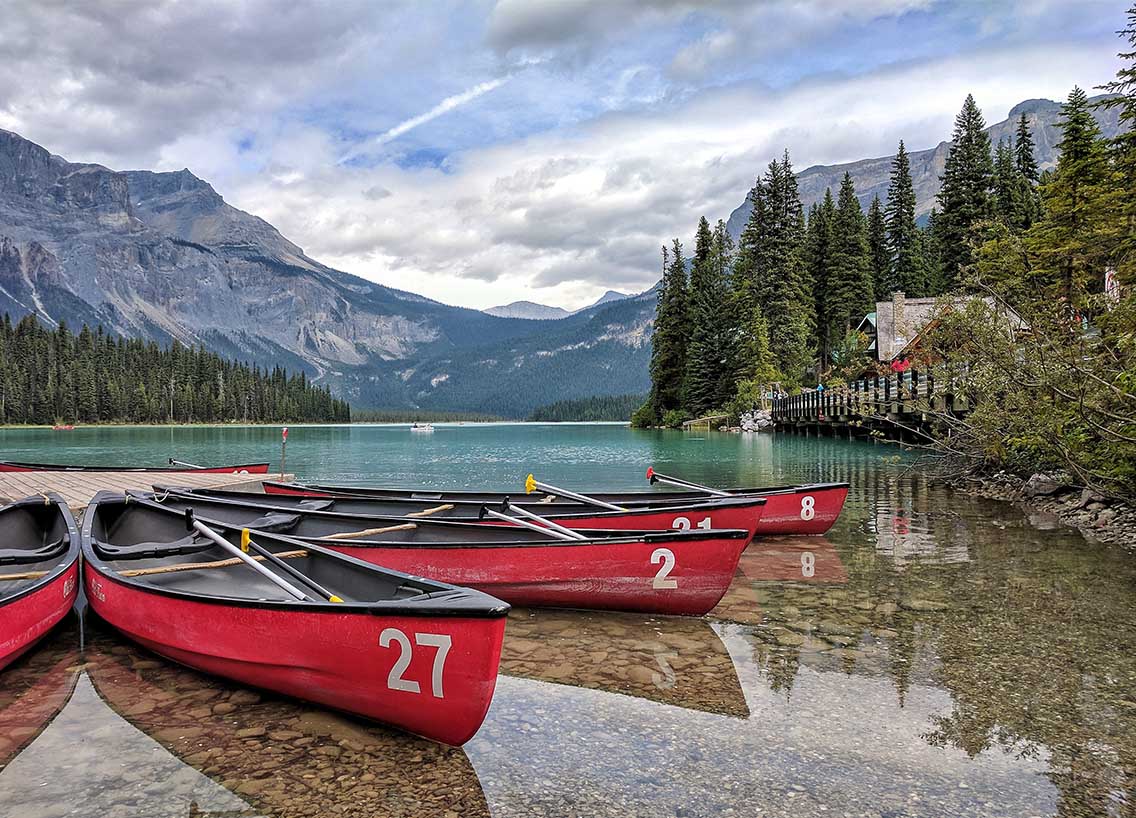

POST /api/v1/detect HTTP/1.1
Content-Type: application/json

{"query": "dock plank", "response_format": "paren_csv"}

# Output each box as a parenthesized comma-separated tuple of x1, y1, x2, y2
(0, 472, 292, 512)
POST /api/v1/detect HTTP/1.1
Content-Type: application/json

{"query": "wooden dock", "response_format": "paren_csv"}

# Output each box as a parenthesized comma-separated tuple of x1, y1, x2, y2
(771, 368, 970, 442)
(0, 471, 293, 512)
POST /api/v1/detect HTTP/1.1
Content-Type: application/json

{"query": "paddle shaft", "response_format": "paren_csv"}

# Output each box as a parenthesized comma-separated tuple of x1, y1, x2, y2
(237, 528, 342, 603)
(0, 569, 48, 581)
(481, 507, 583, 541)
(503, 502, 589, 540)
(120, 550, 308, 578)
(529, 479, 624, 511)
(322, 523, 418, 540)
(649, 470, 730, 497)
(168, 458, 205, 470)
(191, 519, 312, 601)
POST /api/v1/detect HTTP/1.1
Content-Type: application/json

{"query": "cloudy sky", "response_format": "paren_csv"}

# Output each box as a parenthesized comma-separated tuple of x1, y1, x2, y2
(0, 1, 1126, 309)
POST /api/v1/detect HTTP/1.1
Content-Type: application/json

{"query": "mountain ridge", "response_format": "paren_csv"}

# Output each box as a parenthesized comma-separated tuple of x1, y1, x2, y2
(0, 127, 655, 415)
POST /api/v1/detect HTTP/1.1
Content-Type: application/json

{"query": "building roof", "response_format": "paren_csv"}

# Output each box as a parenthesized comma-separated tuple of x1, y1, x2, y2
(871, 295, 1022, 362)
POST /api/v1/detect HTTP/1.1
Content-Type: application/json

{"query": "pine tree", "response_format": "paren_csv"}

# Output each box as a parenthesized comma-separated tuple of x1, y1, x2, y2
(885, 140, 923, 297)
(1026, 86, 1110, 305)
(684, 217, 731, 414)
(866, 194, 888, 300)
(937, 94, 994, 288)
(806, 190, 837, 360)
(649, 239, 689, 415)
(822, 173, 873, 367)
(1015, 112, 1040, 182)
(1098, 4, 1136, 284)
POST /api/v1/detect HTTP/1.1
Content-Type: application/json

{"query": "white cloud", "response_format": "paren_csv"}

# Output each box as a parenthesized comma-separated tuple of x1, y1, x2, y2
(342, 77, 510, 161)
(233, 38, 1120, 310)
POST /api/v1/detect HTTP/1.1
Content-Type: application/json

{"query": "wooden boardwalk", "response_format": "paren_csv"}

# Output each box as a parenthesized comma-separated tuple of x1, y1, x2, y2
(0, 471, 293, 511)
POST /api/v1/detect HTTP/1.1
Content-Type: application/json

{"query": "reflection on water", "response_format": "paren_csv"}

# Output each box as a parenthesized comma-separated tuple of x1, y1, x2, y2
(1, 429, 1134, 816)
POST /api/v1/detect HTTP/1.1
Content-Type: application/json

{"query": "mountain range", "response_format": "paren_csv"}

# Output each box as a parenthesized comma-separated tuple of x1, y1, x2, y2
(725, 95, 1123, 239)
(0, 128, 653, 416)
(484, 290, 629, 320)
(0, 94, 1119, 417)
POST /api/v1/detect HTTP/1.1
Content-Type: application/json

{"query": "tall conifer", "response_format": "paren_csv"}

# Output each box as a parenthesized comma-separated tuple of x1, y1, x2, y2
(938, 94, 994, 288)
(866, 195, 888, 300)
(885, 140, 923, 296)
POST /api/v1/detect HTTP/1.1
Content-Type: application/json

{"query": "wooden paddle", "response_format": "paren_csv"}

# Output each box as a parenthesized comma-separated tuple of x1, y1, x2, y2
(406, 504, 454, 518)
(0, 570, 48, 581)
(322, 523, 417, 540)
(119, 549, 308, 578)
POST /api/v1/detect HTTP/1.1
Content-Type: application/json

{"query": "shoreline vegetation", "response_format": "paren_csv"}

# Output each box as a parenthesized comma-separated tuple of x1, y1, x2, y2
(0, 315, 349, 425)
(636, 10, 1136, 509)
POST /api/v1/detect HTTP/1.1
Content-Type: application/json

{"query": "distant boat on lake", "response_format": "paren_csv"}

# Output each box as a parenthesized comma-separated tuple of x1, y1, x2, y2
(410, 422, 435, 432)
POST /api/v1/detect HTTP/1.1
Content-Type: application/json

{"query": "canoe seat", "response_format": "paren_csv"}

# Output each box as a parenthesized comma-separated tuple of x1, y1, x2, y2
(0, 534, 69, 566)
(94, 534, 214, 561)
(240, 512, 302, 533)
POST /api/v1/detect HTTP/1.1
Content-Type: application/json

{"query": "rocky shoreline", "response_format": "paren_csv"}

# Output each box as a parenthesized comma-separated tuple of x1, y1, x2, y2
(953, 471, 1136, 550)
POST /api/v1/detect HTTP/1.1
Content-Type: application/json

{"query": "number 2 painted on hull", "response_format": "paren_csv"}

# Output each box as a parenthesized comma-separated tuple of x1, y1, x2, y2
(800, 495, 816, 521)
(379, 628, 452, 698)
(651, 547, 678, 589)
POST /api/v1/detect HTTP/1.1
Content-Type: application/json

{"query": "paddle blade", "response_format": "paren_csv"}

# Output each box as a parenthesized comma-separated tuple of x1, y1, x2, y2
(646, 467, 656, 483)
(525, 473, 537, 494)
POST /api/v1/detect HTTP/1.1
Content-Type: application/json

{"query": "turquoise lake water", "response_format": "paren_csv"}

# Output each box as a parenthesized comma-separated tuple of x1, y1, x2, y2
(1, 424, 1133, 818)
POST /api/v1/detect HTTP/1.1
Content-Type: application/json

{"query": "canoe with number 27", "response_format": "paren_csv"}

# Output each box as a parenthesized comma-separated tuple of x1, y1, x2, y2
(81, 491, 509, 746)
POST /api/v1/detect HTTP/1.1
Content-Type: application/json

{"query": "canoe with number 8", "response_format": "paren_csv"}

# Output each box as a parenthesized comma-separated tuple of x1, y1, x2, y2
(81, 491, 510, 746)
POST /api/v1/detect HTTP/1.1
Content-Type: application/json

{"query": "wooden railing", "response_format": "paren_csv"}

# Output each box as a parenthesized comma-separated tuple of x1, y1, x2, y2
(771, 368, 970, 427)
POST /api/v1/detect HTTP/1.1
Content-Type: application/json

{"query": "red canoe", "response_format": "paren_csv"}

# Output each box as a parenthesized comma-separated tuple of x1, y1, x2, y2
(137, 491, 752, 616)
(82, 492, 509, 746)
(260, 480, 847, 535)
(0, 494, 81, 672)
(186, 485, 768, 539)
(0, 460, 269, 474)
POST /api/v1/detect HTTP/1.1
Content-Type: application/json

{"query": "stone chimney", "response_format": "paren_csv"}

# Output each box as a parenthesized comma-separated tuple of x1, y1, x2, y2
(892, 291, 906, 352)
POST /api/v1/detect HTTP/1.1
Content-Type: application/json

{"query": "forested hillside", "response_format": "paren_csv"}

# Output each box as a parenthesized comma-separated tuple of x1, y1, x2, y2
(528, 394, 645, 422)
(0, 315, 350, 424)
(637, 6, 1136, 500)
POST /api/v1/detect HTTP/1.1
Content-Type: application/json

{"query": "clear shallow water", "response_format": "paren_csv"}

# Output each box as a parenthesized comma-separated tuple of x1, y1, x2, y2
(1, 424, 1134, 818)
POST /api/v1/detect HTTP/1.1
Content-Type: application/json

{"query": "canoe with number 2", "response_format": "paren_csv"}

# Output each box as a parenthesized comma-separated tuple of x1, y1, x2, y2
(81, 491, 510, 746)
(135, 491, 752, 616)
(0, 494, 81, 672)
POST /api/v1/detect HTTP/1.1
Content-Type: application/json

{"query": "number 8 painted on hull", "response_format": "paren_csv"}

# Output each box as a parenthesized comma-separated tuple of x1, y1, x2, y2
(800, 495, 816, 521)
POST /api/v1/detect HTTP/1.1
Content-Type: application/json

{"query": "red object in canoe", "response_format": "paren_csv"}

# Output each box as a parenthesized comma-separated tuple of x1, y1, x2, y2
(82, 493, 509, 746)
(0, 495, 81, 672)
(261, 480, 848, 535)
(0, 460, 270, 474)
(134, 491, 754, 616)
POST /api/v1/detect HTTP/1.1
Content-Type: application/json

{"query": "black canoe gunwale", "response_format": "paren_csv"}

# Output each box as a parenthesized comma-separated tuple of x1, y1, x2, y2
(0, 460, 269, 473)
(142, 490, 752, 548)
(155, 485, 769, 521)
(262, 479, 851, 501)
(0, 493, 80, 609)
(82, 492, 509, 618)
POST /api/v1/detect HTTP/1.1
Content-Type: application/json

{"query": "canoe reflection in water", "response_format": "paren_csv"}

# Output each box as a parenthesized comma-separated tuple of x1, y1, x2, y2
(0, 629, 81, 770)
(77, 628, 491, 818)
(712, 537, 849, 624)
(500, 608, 748, 718)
